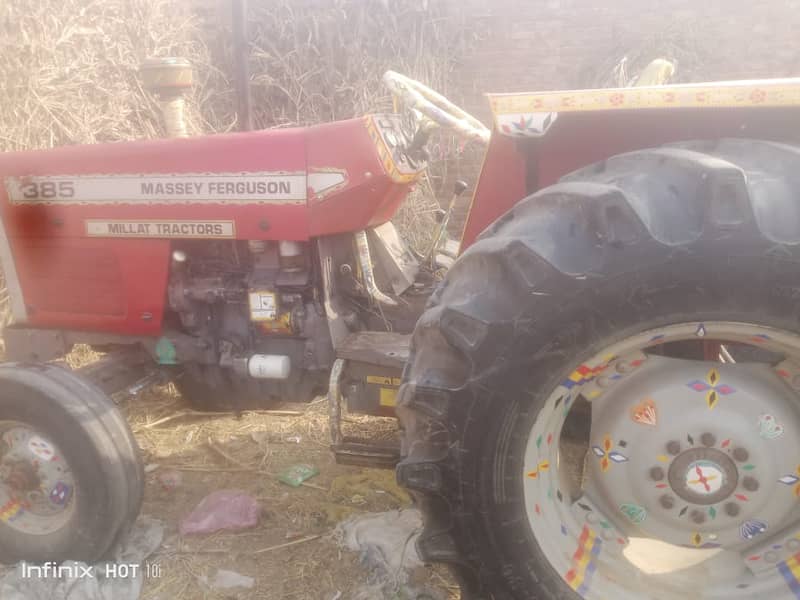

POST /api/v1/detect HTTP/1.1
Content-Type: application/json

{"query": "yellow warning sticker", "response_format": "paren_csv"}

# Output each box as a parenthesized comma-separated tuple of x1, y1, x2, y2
(366, 376, 401, 386)
(379, 387, 398, 407)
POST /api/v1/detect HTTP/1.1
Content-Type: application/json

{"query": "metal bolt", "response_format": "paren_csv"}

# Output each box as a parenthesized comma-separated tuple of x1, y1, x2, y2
(690, 510, 706, 524)
(659, 495, 675, 509)
(732, 447, 749, 462)
(742, 476, 759, 492)
(650, 466, 665, 481)
(700, 432, 716, 447)
(259, 219, 270, 231)
(725, 502, 740, 517)
(666, 441, 681, 456)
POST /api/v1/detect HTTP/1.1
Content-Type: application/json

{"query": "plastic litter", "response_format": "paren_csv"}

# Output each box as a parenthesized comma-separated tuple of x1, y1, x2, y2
(157, 470, 183, 491)
(179, 490, 260, 536)
(336, 509, 443, 600)
(278, 463, 319, 487)
(203, 569, 255, 590)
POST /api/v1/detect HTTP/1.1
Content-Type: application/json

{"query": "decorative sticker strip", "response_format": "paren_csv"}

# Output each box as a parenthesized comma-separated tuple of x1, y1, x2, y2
(687, 368, 736, 409)
(526, 460, 550, 480)
(562, 364, 607, 390)
(49, 482, 72, 506)
(619, 503, 647, 525)
(741, 520, 768, 541)
(778, 467, 800, 496)
(759, 414, 785, 440)
(28, 436, 56, 461)
(4, 172, 308, 205)
(591, 435, 629, 472)
(777, 552, 800, 599)
(489, 79, 800, 119)
(0, 498, 25, 523)
(630, 398, 658, 426)
(565, 525, 602, 596)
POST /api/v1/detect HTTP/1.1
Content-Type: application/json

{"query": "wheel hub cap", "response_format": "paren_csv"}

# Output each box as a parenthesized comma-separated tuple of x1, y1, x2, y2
(0, 423, 76, 535)
(671, 450, 737, 504)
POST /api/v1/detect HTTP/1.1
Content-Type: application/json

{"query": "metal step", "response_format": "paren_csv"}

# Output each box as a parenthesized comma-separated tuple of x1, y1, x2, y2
(336, 331, 410, 370)
(332, 438, 401, 468)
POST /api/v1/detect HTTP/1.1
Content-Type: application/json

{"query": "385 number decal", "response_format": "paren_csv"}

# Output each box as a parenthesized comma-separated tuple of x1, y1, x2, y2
(21, 181, 75, 199)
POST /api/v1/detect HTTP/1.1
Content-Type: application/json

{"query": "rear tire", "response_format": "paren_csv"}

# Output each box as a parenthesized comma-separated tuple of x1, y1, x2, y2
(397, 139, 800, 598)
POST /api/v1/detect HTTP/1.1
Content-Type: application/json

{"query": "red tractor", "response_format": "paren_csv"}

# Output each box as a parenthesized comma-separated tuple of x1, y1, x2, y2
(2, 64, 800, 600)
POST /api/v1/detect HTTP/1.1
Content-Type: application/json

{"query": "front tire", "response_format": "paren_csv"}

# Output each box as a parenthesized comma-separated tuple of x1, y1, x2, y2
(397, 139, 800, 598)
(0, 364, 143, 563)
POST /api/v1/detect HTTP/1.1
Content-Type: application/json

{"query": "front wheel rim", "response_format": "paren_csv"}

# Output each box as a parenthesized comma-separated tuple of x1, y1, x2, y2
(0, 423, 76, 535)
(524, 321, 800, 599)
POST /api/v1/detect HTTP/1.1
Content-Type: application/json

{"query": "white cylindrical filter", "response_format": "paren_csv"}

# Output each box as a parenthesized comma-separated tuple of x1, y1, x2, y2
(278, 240, 304, 271)
(248, 240, 266, 254)
(247, 354, 291, 379)
(278, 240, 303, 257)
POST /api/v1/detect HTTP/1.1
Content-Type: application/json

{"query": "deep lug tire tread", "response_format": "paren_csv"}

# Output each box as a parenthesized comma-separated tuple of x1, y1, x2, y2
(397, 138, 800, 599)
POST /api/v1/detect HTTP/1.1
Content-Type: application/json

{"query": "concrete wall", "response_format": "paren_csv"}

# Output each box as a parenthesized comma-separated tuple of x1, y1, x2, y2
(446, 0, 800, 121)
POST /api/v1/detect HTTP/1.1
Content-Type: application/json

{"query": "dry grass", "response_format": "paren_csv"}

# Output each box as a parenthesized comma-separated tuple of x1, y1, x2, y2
(113, 383, 457, 600)
(0, 0, 484, 256)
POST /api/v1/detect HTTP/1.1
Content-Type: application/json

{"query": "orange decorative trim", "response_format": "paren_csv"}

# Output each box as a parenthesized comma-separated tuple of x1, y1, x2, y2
(364, 116, 422, 184)
(489, 77, 800, 118)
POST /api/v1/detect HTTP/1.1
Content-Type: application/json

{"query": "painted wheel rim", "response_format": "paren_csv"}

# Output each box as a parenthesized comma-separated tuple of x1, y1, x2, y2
(523, 322, 800, 599)
(0, 423, 76, 535)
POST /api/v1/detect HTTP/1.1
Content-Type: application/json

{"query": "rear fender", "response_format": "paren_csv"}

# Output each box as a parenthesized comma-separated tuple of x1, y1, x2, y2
(461, 79, 800, 250)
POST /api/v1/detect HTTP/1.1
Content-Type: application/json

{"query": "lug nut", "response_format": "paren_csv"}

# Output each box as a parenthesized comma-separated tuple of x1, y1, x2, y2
(659, 495, 675, 509)
(650, 466, 665, 481)
(742, 476, 759, 492)
(732, 447, 749, 462)
(690, 509, 706, 524)
(700, 432, 716, 447)
(725, 502, 740, 517)
(666, 441, 681, 456)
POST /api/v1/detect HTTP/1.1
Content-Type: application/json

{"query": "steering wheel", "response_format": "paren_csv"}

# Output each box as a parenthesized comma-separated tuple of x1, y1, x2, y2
(383, 70, 490, 144)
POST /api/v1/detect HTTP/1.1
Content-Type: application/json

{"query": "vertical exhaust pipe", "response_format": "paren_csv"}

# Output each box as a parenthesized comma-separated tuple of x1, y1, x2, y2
(139, 57, 193, 138)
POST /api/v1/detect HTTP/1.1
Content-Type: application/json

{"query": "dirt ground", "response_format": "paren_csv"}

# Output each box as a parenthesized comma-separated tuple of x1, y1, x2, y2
(114, 380, 457, 600)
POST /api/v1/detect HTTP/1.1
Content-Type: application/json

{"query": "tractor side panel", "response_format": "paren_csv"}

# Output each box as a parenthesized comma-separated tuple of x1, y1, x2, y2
(0, 128, 309, 334)
(459, 134, 527, 251)
(461, 105, 800, 251)
(12, 237, 170, 335)
(307, 117, 416, 236)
